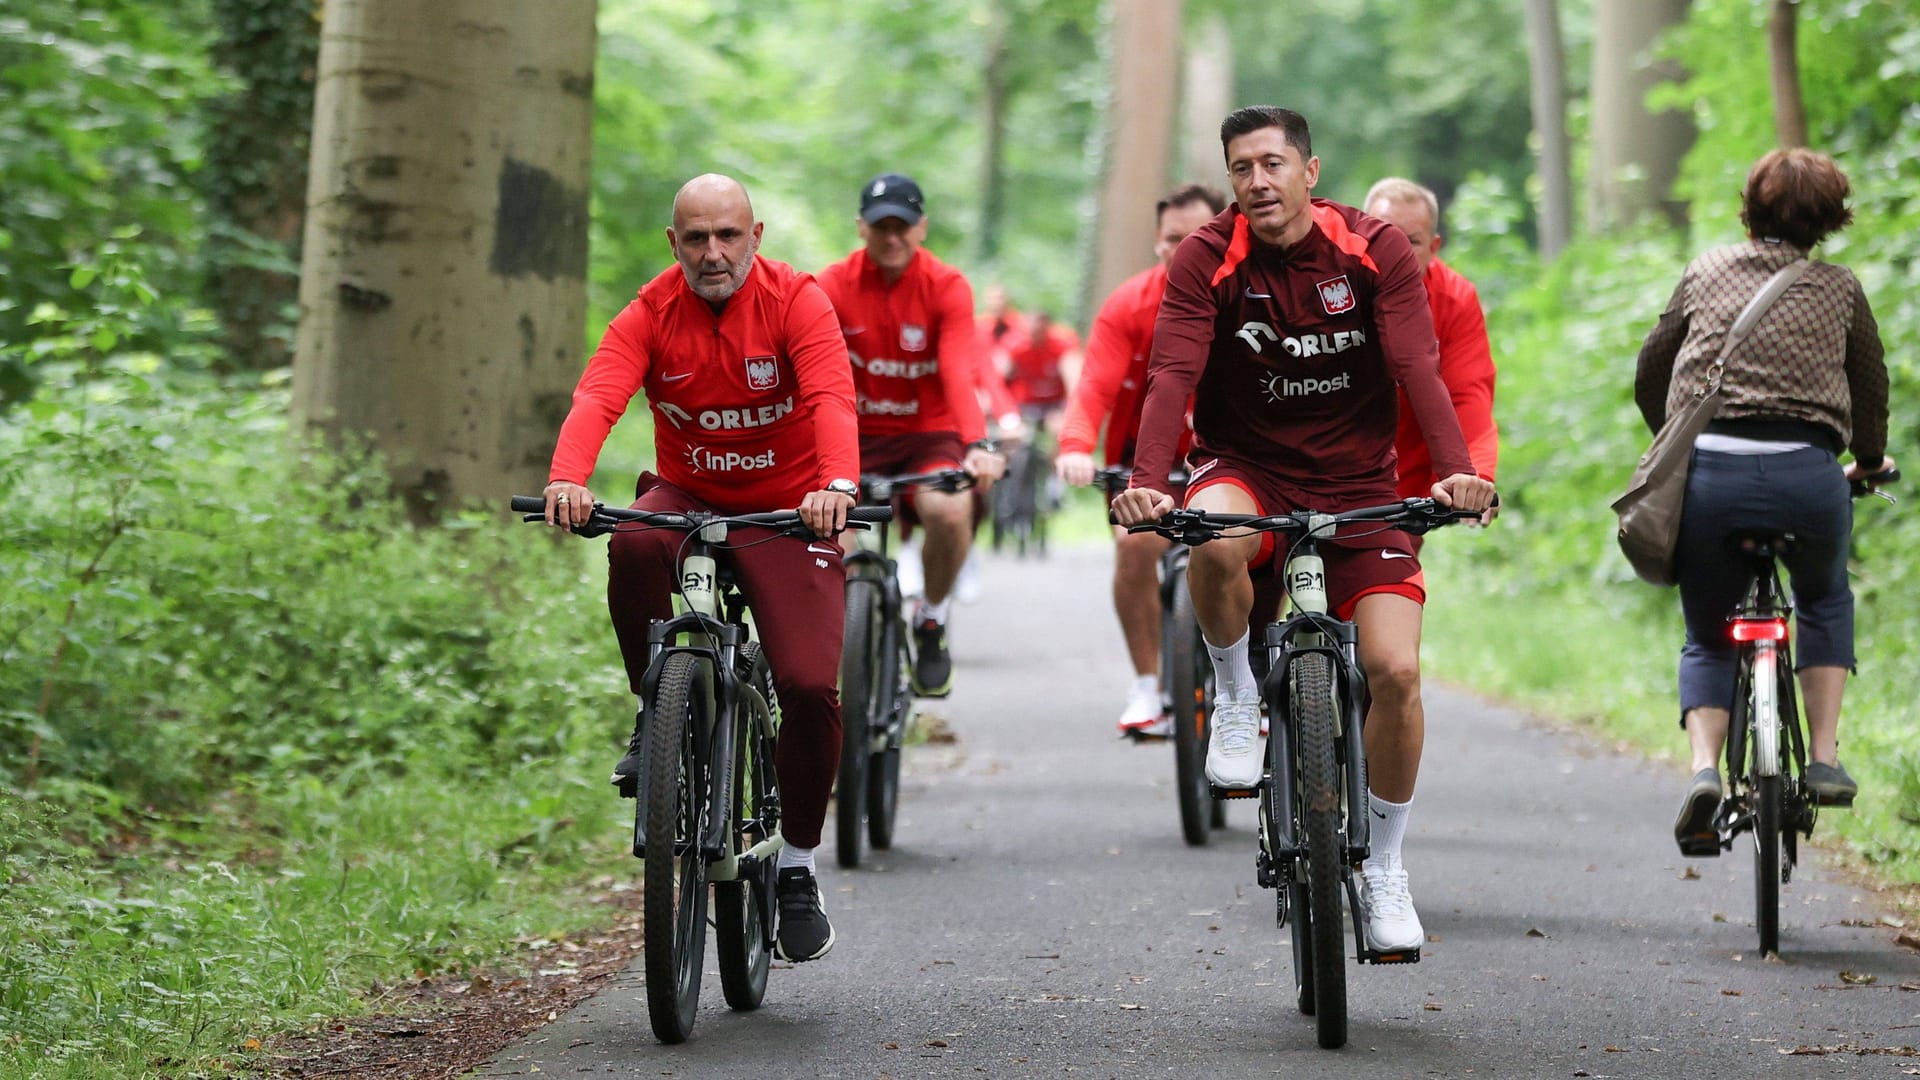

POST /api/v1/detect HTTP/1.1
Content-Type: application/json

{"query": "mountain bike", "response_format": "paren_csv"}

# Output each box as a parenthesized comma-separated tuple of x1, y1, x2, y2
(1130, 497, 1483, 1050)
(1097, 465, 1224, 846)
(512, 495, 890, 1043)
(837, 468, 973, 869)
(1693, 467, 1897, 957)
(993, 416, 1062, 557)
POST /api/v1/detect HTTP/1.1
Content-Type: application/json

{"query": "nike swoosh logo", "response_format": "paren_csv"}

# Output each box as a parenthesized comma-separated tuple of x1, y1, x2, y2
(662, 371, 694, 382)
(842, 326, 866, 336)
(1244, 287, 1273, 300)
(1381, 551, 1414, 560)
(1372, 808, 1388, 819)
(807, 543, 838, 555)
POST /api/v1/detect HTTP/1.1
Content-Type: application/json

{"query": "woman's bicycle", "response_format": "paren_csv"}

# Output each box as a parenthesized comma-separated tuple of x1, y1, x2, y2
(1129, 497, 1482, 1050)
(511, 495, 890, 1043)
(836, 468, 973, 868)
(1096, 465, 1224, 846)
(1689, 467, 1897, 957)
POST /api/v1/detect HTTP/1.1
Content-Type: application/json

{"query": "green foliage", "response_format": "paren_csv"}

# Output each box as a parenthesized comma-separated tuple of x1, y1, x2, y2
(0, 0, 224, 404)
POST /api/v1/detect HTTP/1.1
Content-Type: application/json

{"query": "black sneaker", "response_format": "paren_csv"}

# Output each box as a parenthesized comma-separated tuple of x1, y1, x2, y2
(610, 710, 644, 798)
(1674, 767, 1722, 857)
(1806, 760, 1858, 806)
(911, 617, 953, 698)
(773, 866, 835, 962)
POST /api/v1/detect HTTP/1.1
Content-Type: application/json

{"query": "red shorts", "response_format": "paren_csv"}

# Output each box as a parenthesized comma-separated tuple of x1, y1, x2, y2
(1185, 454, 1425, 622)
(859, 431, 967, 530)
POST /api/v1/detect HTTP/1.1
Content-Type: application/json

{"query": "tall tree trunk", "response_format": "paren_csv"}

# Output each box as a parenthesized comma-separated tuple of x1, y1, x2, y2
(977, 0, 1011, 264)
(1090, 0, 1182, 312)
(1587, 0, 1693, 231)
(1523, 0, 1572, 259)
(1768, 0, 1808, 147)
(1179, 12, 1232, 188)
(202, 0, 322, 371)
(292, 0, 596, 521)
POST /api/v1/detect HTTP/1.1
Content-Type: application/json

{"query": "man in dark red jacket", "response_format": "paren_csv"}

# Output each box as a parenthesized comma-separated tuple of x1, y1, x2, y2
(1112, 108, 1494, 956)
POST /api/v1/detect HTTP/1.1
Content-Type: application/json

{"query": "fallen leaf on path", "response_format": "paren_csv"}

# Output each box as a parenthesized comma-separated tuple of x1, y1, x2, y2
(1840, 970, 1879, 985)
(1525, 927, 1547, 938)
(926, 1039, 949, 1048)
(1680, 866, 1700, 880)
(1721, 989, 1742, 996)
(1422, 1002, 1442, 1011)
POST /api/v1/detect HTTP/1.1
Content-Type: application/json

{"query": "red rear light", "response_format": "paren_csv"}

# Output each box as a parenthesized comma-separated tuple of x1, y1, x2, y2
(1730, 618, 1789, 643)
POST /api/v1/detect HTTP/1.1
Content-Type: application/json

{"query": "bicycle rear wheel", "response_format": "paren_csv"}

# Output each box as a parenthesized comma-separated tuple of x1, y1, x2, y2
(867, 608, 909, 849)
(641, 651, 711, 1044)
(716, 644, 776, 1011)
(1167, 569, 1214, 847)
(836, 578, 882, 868)
(1293, 652, 1348, 1049)
(1746, 646, 1784, 957)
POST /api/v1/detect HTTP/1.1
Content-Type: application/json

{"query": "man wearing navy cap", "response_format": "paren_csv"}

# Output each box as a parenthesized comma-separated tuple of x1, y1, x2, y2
(817, 174, 1005, 698)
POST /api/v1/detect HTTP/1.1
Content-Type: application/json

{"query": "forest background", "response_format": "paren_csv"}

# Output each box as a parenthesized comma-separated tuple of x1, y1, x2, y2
(3, 0, 1919, 1075)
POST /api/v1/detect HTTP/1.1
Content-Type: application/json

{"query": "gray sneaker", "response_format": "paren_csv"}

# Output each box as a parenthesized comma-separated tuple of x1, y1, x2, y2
(1673, 768, 1722, 857)
(1805, 760, 1857, 806)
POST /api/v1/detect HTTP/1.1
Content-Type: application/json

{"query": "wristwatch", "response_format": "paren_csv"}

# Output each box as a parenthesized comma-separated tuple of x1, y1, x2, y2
(826, 478, 858, 498)
(966, 437, 1001, 455)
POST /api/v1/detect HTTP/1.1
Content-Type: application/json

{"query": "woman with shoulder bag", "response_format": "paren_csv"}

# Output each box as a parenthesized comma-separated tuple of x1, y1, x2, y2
(1633, 148, 1893, 854)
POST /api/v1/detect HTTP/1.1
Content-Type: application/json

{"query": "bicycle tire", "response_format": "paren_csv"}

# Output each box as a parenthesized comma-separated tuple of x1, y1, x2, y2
(716, 644, 776, 1011)
(1754, 771, 1783, 955)
(867, 605, 908, 848)
(1167, 570, 1213, 847)
(836, 578, 882, 868)
(641, 651, 710, 1044)
(1294, 652, 1349, 1049)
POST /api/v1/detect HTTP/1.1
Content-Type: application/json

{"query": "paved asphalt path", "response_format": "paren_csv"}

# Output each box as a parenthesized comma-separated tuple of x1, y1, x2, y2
(477, 544, 1920, 1078)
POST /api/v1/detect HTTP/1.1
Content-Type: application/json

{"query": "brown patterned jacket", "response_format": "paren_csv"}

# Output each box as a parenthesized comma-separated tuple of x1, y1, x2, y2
(1634, 238, 1887, 468)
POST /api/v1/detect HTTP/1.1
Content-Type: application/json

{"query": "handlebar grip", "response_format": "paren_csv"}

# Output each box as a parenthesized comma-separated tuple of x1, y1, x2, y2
(510, 495, 545, 513)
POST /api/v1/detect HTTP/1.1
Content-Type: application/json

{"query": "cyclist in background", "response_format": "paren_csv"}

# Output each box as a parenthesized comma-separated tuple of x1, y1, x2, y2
(1111, 107, 1494, 955)
(540, 174, 859, 964)
(1362, 178, 1499, 527)
(1056, 182, 1227, 735)
(1003, 310, 1081, 427)
(1635, 148, 1891, 847)
(816, 173, 1006, 698)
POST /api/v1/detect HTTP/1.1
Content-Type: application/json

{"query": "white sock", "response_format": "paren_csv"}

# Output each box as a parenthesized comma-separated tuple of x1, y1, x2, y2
(777, 843, 816, 872)
(919, 596, 953, 624)
(1205, 631, 1259, 702)
(1132, 674, 1158, 698)
(1364, 793, 1411, 872)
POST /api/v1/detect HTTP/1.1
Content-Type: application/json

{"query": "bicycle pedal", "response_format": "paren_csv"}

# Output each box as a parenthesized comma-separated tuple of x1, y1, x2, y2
(1811, 793, 1855, 809)
(1209, 783, 1262, 800)
(1676, 832, 1722, 858)
(1360, 947, 1421, 965)
(1121, 729, 1171, 744)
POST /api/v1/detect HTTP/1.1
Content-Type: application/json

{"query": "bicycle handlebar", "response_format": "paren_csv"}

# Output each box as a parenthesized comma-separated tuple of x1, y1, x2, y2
(1121, 496, 1493, 546)
(1094, 464, 1191, 499)
(859, 468, 974, 502)
(510, 495, 892, 538)
(1851, 465, 1900, 501)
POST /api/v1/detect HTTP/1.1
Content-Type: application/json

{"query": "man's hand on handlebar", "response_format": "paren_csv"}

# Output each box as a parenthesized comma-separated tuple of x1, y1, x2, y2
(963, 445, 1006, 492)
(1055, 451, 1096, 487)
(1111, 485, 1175, 527)
(544, 480, 595, 530)
(799, 487, 856, 538)
(1431, 473, 1496, 515)
(1844, 454, 1898, 487)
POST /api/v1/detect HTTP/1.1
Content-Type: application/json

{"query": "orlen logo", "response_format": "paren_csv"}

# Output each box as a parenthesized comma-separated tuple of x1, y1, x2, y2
(1263, 371, 1353, 401)
(686, 446, 777, 473)
(850, 351, 941, 379)
(1235, 322, 1368, 358)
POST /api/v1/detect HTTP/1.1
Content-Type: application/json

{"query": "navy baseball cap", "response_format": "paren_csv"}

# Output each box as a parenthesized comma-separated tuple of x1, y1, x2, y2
(859, 173, 925, 225)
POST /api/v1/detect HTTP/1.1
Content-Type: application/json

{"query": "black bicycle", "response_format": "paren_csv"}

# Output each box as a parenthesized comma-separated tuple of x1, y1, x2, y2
(1097, 465, 1224, 846)
(1695, 466, 1896, 957)
(993, 421, 1061, 557)
(1131, 497, 1482, 1050)
(512, 495, 889, 1043)
(837, 469, 973, 868)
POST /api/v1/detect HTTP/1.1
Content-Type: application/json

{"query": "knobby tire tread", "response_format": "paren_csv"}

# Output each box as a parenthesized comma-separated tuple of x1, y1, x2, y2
(1168, 571, 1212, 846)
(1295, 653, 1349, 1049)
(837, 579, 881, 867)
(642, 651, 708, 1043)
(716, 644, 776, 1011)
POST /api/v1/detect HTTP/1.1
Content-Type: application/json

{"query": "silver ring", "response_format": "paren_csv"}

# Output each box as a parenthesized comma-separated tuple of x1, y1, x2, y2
(556, 494, 570, 502)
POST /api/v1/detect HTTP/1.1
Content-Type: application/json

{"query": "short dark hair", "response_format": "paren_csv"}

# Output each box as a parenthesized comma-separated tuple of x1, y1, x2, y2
(1156, 183, 1227, 222)
(1740, 148, 1852, 249)
(1219, 106, 1311, 161)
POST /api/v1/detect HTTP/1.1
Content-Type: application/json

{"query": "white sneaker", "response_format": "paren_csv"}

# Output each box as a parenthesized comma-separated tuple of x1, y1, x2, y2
(1360, 863, 1424, 953)
(896, 538, 925, 600)
(1117, 683, 1168, 737)
(1204, 693, 1263, 788)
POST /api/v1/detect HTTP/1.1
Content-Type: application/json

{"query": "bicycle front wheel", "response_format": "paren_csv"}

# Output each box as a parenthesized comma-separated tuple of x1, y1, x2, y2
(641, 651, 712, 1043)
(836, 577, 882, 868)
(867, 609, 909, 848)
(1293, 652, 1348, 1050)
(716, 643, 776, 1011)
(1167, 569, 1214, 846)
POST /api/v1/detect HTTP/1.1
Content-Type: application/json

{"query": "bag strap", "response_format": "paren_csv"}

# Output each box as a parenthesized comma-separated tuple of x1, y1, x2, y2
(1699, 257, 1812, 396)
